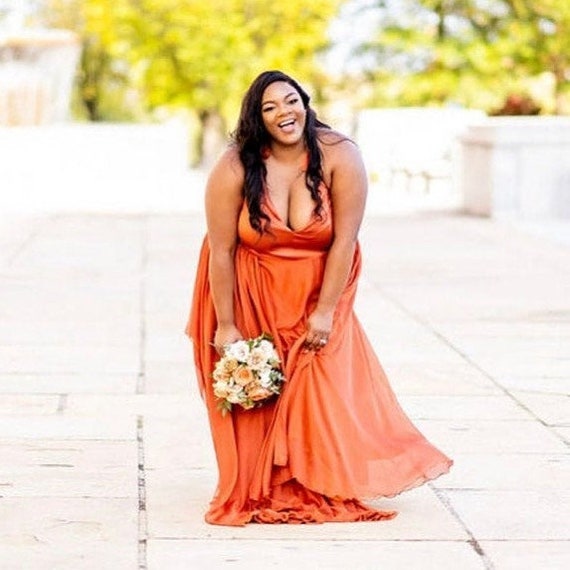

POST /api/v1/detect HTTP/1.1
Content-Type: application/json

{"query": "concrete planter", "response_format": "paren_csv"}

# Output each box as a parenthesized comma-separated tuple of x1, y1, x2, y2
(458, 117, 570, 219)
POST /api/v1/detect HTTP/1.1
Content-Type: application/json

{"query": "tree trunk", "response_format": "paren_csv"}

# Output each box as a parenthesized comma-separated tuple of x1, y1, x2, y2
(551, 57, 568, 115)
(189, 111, 208, 167)
(79, 40, 105, 122)
(436, 1, 446, 40)
(193, 110, 227, 168)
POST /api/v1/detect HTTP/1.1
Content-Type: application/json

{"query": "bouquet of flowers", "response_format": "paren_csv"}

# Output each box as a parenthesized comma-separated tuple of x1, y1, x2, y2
(212, 333, 285, 414)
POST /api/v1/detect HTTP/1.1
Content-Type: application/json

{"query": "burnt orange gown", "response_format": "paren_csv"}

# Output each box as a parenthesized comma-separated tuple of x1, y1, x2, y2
(186, 185, 452, 526)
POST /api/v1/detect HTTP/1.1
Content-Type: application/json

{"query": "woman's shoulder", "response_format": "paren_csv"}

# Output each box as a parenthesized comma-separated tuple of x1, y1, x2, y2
(317, 128, 361, 163)
(215, 144, 244, 174)
(317, 127, 350, 144)
(208, 145, 245, 187)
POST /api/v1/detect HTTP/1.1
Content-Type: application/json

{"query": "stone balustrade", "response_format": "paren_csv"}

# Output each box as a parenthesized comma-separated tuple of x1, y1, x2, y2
(459, 117, 570, 219)
(0, 121, 197, 214)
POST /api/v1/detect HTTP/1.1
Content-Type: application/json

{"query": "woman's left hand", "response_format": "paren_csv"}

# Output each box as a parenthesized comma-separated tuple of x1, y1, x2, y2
(304, 309, 334, 351)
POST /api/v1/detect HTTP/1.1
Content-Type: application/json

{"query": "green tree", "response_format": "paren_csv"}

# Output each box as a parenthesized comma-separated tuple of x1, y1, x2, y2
(359, 0, 570, 113)
(42, 0, 341, 163)
(42, 0, 137, 121)
(119, 0, 339, 163)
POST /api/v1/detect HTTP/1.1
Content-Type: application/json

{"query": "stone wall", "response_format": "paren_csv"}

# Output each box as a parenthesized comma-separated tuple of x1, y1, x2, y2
(459, 117, 570, 219)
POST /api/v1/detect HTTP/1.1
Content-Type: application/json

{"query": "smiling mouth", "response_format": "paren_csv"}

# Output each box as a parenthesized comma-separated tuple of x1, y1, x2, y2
(278, 119, 295, 128)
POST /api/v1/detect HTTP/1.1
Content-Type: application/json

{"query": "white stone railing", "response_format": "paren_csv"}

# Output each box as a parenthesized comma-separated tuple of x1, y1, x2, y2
(459, 117, 570, 219)
(356, 108, 484, 191)
(0, 121, 201, 214)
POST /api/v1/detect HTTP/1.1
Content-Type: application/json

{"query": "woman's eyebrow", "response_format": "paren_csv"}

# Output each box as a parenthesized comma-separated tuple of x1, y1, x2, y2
(262, 92, 298, 106)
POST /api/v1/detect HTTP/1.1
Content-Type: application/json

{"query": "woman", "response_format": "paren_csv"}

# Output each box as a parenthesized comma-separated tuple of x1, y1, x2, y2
(186, 70, 452, 526)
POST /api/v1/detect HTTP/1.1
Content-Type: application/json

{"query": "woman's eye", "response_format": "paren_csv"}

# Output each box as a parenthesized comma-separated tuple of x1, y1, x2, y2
(288, 98, 299, 105)
(262, 106, 275, 113)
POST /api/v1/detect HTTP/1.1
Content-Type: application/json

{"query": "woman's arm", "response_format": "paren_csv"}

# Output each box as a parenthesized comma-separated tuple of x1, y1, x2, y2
(205, 147, 245, 353)
(305, 138, 368, 350)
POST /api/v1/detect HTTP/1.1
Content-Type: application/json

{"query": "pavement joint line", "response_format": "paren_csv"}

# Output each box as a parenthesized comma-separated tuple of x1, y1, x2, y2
(371, 285, 570, 450)
(56, 393, 67, 414)
(148, 536, 482, 543)
(461, 539, 570, 542)
(0, 391, 139, 396)
(430, 484, 495, 570)
(1, 215, 47, 269)
(0, 437, 136, 442)
(497, 387, 569, 397)
(1, 212, 567, 564)
(136, 216, 148, 396)
(3, 490, 137, 494)
(137, 414, 148, 570)
(418, 418, 538, 423)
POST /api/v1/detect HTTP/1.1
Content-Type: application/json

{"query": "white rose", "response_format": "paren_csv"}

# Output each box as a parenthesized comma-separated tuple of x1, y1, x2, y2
(259, 368, 272, 388)
(226, 392, 241, 404)
(225, 340, 250, 362)
(248, 347, 269, 371)
(257, 339, 277, 360)
(226, 384, 245, 404)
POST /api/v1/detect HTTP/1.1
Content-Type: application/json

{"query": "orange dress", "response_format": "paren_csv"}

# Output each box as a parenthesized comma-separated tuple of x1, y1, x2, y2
(186, 185, 452, 526)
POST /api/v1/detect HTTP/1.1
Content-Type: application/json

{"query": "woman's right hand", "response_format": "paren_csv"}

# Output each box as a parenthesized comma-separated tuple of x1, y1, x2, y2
(213, 324, 244, 355)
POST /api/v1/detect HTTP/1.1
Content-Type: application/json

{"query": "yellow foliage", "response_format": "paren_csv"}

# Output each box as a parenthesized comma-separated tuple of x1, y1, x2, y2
(42, 0, 341, 125)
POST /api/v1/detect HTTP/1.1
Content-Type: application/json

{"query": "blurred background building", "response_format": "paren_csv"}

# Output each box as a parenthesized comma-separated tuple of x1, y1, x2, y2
(0, 1, 80, 125)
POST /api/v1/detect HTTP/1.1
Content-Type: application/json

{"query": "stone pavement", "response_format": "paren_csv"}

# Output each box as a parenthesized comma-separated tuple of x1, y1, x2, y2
(0, 209, 569, 570)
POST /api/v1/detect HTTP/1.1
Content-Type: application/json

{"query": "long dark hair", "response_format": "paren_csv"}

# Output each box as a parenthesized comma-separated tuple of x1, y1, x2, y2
(232, 70, 331, 233)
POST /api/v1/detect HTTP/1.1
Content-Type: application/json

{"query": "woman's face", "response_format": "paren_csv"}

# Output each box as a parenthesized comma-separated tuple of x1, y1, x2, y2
(261, 81, 306, 147)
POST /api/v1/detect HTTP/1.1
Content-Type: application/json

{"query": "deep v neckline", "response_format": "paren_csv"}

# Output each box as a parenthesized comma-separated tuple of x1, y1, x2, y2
(264, 192, 317, 234)
(262, 150, 317, 233)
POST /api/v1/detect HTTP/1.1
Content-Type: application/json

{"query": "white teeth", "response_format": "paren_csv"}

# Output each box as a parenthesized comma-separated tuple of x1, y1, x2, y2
(279, 119, 294, 128)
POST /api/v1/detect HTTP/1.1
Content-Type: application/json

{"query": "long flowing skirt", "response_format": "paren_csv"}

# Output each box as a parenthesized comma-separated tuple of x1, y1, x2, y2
(187, 228, 452, 526)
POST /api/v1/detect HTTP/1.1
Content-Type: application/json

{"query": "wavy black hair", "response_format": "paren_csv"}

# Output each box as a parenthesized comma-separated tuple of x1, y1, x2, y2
(232, 70, 331, 233)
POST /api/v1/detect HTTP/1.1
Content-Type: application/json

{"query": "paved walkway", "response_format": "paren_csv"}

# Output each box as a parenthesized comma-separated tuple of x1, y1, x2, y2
(0, 209, 568, 570)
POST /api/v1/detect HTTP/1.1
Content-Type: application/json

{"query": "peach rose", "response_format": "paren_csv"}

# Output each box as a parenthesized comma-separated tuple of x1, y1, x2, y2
(212, 367, 231, 382)
(223, 358, 239, 373)
(246, 385, 273, 402)
(233, 365, 255, 386)
(212, 381, 231, 399)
